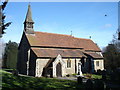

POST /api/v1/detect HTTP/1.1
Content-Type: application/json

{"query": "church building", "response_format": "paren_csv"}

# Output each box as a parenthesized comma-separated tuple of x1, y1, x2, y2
(17, 4, 104, 77)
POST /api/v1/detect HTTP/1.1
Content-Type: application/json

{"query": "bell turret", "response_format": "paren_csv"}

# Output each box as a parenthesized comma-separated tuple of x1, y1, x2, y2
(24, 4, 34, 34)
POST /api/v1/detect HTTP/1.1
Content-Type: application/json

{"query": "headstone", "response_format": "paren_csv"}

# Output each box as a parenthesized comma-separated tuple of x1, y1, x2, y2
(110, 72, 115, 82)
(102, 70, 106, 81)
(94, 79, 104, 90)
(85, 79, 93, 90)
(77, 76, 82, 84)
(12, 69, 18, 76)
(105, 86, 111, 90)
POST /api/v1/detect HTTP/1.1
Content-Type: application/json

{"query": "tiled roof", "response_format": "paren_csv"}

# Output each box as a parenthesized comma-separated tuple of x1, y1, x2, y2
(26, 31, 101, 51)
(84, 52, 103, 59)
(31, 48, 86, 58)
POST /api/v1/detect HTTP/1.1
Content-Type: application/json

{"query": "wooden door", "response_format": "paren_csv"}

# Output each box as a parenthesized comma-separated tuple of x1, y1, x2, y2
(56, 63, 62, 77)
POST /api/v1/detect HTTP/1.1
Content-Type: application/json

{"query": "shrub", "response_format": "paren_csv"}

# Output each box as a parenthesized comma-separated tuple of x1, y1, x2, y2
(72, 73, 77, 76)
(66, 74, 70, 77)
(84, 74, 92, 79)
(96, 69, 102, 75)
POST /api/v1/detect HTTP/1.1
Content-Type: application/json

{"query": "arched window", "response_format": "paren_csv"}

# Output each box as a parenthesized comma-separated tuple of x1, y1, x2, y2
(67, 58, 71, 68)
(96, 61, 99, 66)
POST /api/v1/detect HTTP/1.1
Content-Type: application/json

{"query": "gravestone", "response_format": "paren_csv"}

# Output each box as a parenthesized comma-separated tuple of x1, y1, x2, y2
(102, 70, 106, 81)
(94, 79, 104, 90)
(12, 69, 18, 76)
(77, 76, 82, 84)
(85, 79, 93, 90)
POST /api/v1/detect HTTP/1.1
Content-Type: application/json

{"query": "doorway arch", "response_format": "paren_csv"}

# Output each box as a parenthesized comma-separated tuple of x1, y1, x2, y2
(56, 62, 62, 77)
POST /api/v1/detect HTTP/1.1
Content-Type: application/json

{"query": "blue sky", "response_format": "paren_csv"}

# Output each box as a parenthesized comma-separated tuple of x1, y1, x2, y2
(2, 2, 118, 49)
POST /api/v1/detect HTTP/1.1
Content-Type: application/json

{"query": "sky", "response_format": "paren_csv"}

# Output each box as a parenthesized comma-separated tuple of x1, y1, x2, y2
(1, 2, 118, 50)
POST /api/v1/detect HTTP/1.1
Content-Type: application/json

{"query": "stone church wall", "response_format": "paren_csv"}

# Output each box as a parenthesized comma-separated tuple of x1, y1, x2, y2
(17, 33, 30, 75)
(63, 58, 75, 75)
(35, 58, 50, 77)
(35, 57, 82, 77)
(28, 49, 37, 76)
(63, 58, 81, 75)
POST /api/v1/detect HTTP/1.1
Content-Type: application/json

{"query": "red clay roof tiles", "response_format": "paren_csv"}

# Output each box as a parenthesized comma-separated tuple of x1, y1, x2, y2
(31, 48, 86, 58)
(26, 31, 101, 51)
(84, 52, 103, 59)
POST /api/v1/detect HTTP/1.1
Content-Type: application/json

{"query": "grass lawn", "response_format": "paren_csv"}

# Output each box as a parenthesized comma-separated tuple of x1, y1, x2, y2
(92, 74, 102, 79)
(83, 74, 102, 79)
(1, 70, 85, 89)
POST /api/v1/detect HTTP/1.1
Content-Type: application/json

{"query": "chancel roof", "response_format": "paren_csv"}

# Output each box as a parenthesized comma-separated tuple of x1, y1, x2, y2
(84, 52, 103, 59)
(31, 48, 86, 58)
(26, 31, 101, 51)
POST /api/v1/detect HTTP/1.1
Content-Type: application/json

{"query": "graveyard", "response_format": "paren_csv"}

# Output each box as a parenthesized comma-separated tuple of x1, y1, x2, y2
(1, 69, 120, 89)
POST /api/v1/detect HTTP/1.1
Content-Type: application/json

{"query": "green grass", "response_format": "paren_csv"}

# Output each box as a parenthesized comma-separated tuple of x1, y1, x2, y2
(1, 70, 85, 89)
(83, 74, 102, 79)
(91, 74, 102, 79)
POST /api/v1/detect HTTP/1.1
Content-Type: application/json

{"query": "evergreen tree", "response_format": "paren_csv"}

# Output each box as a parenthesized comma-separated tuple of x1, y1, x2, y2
(3, 41, 18, 69)
(0, 0, 11, 37)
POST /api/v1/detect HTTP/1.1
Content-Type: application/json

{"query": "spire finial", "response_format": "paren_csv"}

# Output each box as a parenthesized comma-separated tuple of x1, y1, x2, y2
(28, 2, 31, 7)
(71, 31, 72, 36)
(89, 36, 91, 39)
(29, 2, 30, 5)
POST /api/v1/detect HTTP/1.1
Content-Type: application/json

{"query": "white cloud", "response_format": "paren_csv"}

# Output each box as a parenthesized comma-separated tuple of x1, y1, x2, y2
(103, 24, 112, 28)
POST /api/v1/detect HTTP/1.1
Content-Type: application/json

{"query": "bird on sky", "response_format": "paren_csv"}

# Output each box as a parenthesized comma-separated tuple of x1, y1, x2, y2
(105, 14, 107, 16)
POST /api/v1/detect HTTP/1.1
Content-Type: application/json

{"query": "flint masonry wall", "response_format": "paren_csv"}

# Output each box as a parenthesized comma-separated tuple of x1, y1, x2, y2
(17, 33, 30, 75)
(35, 57, 82, 77)
(35, 58, 50, 77)
(63, 58, 81, 75)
